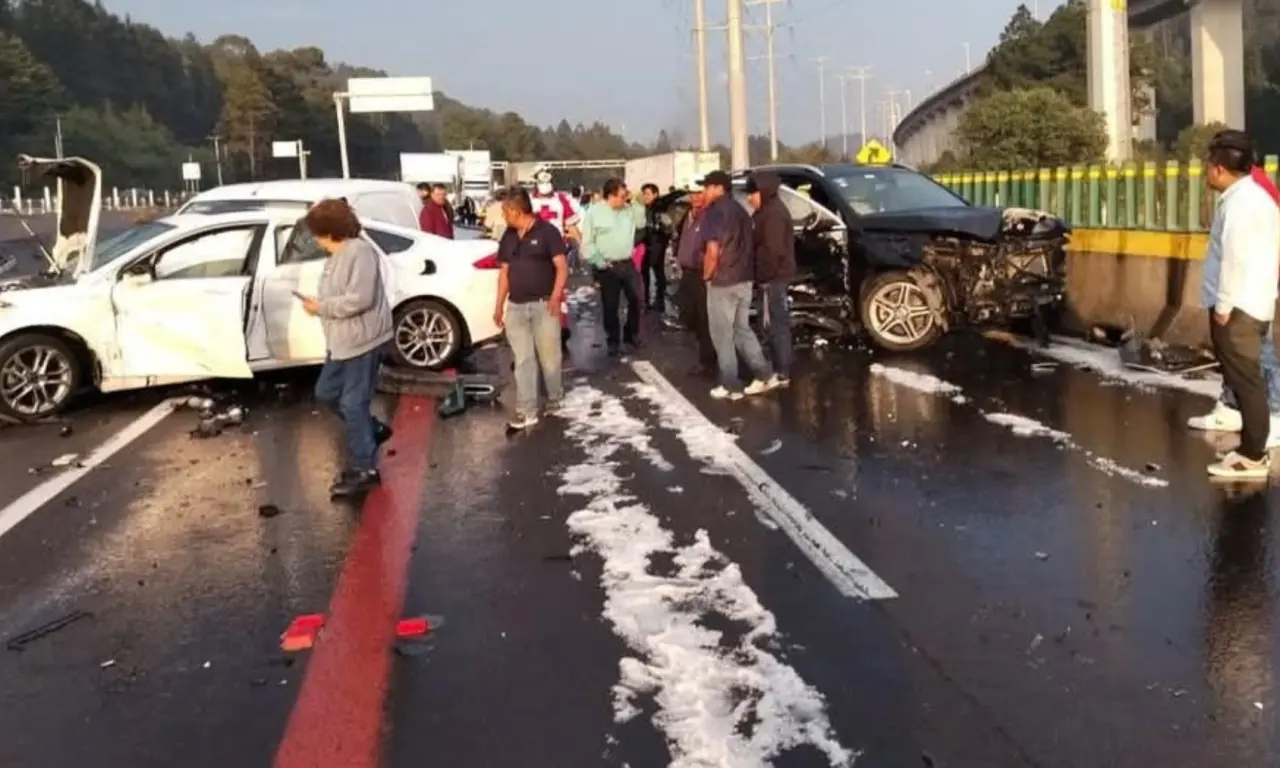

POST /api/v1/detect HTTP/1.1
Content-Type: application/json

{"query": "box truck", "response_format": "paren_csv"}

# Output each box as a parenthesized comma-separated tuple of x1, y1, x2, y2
(445, 149, 494, 204)
(623, 151, 721, 193)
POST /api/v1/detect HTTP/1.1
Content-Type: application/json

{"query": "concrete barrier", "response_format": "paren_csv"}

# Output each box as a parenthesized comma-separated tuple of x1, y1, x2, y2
(1062, 228, 1212, 346)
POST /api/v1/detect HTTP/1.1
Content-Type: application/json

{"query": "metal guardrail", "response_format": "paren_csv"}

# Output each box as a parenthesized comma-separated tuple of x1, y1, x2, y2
(930, 156, 1280, 232)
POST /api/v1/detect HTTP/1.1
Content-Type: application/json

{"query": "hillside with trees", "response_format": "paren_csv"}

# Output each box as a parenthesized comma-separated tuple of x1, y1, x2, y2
(0, 0, 640, 190)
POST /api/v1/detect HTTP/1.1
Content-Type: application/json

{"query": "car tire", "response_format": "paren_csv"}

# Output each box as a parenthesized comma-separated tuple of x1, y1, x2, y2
(859, 271, 945, 352)
(0, 333, 83, 422)
(389, 298, 464, 370)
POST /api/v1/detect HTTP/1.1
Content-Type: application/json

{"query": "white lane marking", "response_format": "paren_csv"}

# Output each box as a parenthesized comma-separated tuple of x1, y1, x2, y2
(0, 399, 178, 541)
(557, 385, 859, 766)
(629, 361, 896, 601)
(868, 364, 1168, 488)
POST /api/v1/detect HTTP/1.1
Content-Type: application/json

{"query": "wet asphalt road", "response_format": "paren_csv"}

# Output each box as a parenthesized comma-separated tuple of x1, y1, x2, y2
(0, 290, 1277, 767)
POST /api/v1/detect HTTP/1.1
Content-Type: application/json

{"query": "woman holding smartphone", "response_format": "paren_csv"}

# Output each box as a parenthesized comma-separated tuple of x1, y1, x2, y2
(296, 198, 394, 497)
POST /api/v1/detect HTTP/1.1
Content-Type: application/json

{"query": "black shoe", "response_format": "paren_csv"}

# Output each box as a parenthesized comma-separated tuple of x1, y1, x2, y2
(607, 344, 621, 357)
(330, 469, 381, 498)
(374, 421, 393, 446)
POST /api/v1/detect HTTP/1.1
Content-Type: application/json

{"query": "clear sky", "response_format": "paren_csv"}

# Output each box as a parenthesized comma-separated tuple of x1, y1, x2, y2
(102, 0, 1058, 146)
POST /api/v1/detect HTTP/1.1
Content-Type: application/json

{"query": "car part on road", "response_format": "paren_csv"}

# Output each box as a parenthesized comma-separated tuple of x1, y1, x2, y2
(391, 298, 463, 370)
(0, 333, 82, 421)
(6, 610, 92, 651)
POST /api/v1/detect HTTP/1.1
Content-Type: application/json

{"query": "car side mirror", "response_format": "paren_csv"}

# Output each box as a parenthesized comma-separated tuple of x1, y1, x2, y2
(421, 260, 437, 275)
(121, 260, 155, 283)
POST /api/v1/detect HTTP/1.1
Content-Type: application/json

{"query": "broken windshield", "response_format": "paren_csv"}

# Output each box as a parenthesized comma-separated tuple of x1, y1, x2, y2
(827, 167, 967, 215)
(88, 220, 175, 272)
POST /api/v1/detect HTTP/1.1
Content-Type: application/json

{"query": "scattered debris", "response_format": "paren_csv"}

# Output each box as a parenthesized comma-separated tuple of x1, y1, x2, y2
(1255, 702, 1265, 711)
(759, 439, 782, 455)
(1030, 362, 1057, 373)
(1144, 462, 1161, 473)
(1027, 633, 1044, 654)
(1035, 551, 1050, 561)
(58, 423, 73, 437)
(50, 453, 78, 467)
(395, 617, 431, 638)
(6, 610, 92, 651)
(257, 504, 282, 519)
(99, 659, 116, 669)
(280, 614, 326, 652)
(202, 661, 211, 669)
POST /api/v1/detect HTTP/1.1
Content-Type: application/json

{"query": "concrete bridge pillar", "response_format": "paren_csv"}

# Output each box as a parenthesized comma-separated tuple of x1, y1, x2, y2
(1087, 0, 1133, 160)
(1190, 0, 1246, 128)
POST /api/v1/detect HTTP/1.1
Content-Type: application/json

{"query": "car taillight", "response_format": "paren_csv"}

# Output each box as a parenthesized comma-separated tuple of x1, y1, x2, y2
(473, 253, 499, 269)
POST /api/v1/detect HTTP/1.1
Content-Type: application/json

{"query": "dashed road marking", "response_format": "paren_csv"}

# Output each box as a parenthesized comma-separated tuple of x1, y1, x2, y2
(630, 361, 897, 601)
(0, 398, 178, 541)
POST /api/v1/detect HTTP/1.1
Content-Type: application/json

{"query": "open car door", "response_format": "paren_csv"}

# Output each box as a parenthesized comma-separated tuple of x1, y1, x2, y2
(16, 154, 102, 276)
(106, 224, 262, 383)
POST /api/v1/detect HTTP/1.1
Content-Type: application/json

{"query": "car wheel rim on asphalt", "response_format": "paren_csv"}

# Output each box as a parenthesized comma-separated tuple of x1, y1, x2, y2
(869, 282, 934, 344)
(1, 345, 73, 416)
(396, 308, 454, 367)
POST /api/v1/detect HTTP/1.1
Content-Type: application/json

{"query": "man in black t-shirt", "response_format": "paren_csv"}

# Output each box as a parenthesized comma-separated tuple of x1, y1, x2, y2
(495, 186, 569, 431)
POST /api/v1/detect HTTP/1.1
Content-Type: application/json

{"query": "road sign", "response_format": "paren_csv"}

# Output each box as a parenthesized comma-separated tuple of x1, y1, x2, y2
(856, 139, 892, 164)
(272, 141, 299, 158)
(181, 162, 201, 180)
(347, 77, 434, 113)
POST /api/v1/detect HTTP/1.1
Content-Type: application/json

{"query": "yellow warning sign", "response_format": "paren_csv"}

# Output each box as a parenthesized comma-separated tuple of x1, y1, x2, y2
(855, 139, 892, 165)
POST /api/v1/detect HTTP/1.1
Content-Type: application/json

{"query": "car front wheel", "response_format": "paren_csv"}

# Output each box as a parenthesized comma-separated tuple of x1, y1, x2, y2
(390, 298, 463, 370)
(0, 334, 82, 421)
(859, 271, 945, 352)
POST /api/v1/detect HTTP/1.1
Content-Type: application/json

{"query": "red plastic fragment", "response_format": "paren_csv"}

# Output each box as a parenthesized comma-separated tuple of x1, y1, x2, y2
(281, 614, 326, 652)
(395, 617, 430, 638)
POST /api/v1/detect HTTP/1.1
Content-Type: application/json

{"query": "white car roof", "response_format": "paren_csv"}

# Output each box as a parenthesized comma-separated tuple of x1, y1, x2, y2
(185, 178, 413, 204)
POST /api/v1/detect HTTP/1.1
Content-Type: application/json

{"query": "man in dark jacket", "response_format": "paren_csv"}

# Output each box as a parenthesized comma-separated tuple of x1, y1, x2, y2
(640, 183, 670, 313)
(673, 181, 717, 375)
(745, 171, 795, 383)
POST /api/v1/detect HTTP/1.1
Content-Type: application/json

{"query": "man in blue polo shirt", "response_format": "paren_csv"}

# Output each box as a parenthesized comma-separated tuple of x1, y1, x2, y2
(699, 171, 778, 400)
(494, 186, 569, 431)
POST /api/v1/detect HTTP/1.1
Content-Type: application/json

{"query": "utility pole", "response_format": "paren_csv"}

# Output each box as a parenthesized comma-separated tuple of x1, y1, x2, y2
(694, 0, 710, 150)
(886, 87, 901, 148)
(846, 66, 871, 150)
(54, 115, 63, 158)
(746, 0, 783, 160)
(812, 57, 829, 148)
(209, 134, 224, 186)
(837, 72, 851, 157)
(726, 0, 749, 169)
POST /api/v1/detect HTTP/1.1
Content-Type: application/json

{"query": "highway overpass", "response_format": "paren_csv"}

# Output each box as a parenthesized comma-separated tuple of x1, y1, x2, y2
(894, 0, 1244, 168)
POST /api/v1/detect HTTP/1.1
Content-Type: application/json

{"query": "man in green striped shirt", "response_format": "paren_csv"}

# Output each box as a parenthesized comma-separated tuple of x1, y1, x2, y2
(581, 178, 643, 354)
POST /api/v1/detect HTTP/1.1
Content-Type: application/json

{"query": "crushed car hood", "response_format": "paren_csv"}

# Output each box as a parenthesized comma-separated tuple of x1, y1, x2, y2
(858, 206, 1067, 242)
(16, 154, 102, 277)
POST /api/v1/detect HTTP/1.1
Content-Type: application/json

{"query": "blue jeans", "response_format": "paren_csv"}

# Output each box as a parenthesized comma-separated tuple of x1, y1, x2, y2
(1221, 321, 1280, 413)
(315, 347, 386, 472)
(760, 281, 792, 377)
(505, 299, 563, 416)
(707, 281, 772, 390)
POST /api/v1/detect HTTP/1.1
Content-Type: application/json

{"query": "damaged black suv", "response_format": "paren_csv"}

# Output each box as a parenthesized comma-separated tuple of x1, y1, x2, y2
(657, 163, 1069, 351)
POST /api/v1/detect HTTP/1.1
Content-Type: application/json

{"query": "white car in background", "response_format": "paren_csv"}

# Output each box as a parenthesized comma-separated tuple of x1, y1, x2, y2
(0, 156, 502, 421)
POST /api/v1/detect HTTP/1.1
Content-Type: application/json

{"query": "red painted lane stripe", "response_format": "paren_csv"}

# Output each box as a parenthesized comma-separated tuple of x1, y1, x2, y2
(274, 397, 436, 768)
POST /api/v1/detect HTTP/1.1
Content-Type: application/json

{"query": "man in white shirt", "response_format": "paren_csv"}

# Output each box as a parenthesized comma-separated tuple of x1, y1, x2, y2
(1203, 130, 1280, 479)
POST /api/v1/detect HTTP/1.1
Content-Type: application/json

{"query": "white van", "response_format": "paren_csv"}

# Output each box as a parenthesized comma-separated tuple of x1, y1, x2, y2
(177, 178, 423, 230)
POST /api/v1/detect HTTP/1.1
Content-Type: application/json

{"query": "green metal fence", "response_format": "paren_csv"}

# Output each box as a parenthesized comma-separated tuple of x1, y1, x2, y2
(931, 155, 1280, 232)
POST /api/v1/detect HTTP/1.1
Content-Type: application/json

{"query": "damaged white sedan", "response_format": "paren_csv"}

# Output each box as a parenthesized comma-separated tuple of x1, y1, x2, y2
(0, 156, 503, 421)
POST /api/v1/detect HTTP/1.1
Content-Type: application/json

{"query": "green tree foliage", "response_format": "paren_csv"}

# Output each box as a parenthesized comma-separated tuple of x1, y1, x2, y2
(984, 1, 1159, 114)
(957, 87, 1107, 170)
(0, 0, 635, 190)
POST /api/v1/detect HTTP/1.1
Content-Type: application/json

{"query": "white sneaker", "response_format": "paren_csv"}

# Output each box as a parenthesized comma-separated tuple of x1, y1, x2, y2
(1188, 402, 1243, 432)
(1208, 450, 1270, 479)
(743, 378, 776, 396)
(710, 386, 743, 401)
(1267, 415, 1280, 449)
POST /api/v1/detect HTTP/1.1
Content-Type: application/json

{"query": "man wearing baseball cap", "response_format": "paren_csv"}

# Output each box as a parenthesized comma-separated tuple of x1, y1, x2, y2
(698, 170, 779, 399)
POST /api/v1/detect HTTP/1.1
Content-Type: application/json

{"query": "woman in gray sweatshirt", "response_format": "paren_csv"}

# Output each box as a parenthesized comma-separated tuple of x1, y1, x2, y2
(298, 198, 394, 497)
